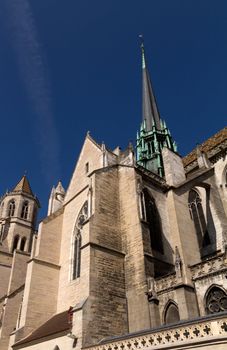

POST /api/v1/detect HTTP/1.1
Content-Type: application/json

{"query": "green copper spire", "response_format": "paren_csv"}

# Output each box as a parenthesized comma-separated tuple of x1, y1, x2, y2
(136, 37, 177, 177)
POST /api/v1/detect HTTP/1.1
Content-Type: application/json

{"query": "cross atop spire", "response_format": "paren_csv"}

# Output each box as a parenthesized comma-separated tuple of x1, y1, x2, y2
(140, 36, 161, 131)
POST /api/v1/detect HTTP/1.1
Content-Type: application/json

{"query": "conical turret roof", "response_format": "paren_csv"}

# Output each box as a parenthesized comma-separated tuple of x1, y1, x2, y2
(12, 175, 34, 196)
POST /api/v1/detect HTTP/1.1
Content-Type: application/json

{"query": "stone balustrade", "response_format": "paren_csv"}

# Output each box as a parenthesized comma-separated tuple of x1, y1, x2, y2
(84, 314, 227, 350)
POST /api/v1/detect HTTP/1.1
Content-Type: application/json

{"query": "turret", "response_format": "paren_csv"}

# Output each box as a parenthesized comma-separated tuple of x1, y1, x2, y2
(0, 176, 40, 253)
(47, 181, 65, 216)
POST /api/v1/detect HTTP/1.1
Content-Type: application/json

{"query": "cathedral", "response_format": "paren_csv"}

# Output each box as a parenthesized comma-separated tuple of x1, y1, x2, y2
(0, 43, 227, 350)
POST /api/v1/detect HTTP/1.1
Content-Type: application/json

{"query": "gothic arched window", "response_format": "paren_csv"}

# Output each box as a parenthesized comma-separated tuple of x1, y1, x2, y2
(73, 231, 81, 279)
(188, 189, 210, 251)
(164, 301, 180, 324)
(20, 237, 26, 251)
(206, 286, 227, 314)
(143, 189, 164, 253)
(21, 201, 29, 219)
(8, 200, 15, 217)
(72, 201, 88, 280)
(12, 235, 19, 252)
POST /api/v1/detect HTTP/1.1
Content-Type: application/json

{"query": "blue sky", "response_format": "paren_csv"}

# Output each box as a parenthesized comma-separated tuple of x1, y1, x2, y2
(0, 0, 226, 219)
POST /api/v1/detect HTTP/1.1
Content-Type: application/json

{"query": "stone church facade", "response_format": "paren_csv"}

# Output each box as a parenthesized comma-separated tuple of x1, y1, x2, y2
(0, 44, 227, 350)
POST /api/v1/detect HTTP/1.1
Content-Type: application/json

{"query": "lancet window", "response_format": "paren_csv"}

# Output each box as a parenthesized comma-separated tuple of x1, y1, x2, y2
(12, 235, 19, 252)
(206, 286, 227, 314)
(21, 201, 29, 219)
(73, 232, 81, 279)
(8, 200, 15, 217)
(20, 237, 26, 251)
(188, 189, 210, 251)
(16, 295, 23, 329)
(142, 189, 164, 253)
(164, 301, 180, 324)
(72, 201, 88, 280)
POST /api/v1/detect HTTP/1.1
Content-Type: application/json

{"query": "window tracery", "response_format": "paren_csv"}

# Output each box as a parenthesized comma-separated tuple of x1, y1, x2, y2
(206, 286, 227, 314)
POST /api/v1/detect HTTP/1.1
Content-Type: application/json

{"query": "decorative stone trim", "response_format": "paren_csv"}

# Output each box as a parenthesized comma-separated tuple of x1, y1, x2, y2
(84, 316, 227, 350)
(190, 254, 227, 281)
(154, 273, 178, 293)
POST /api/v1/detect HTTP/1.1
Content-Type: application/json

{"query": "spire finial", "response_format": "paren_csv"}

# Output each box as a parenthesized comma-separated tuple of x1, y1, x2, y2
(139, 34, 146, 69)
(139, 34, 144, 46)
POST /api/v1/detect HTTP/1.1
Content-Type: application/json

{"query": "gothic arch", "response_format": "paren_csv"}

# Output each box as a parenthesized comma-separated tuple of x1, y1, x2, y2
(20, 237, 26, 251)
(142, 188, 164, 253)
(8, 199, 16, 217)
(53, 346, 60, 350)
(71, 201, 88, 280)
(21, 201, 29, 219)
(204, 284, 227, 314)
(188, 188, 211, 254)
(12, 235, 20, 252)
(163, 300, 180, 325)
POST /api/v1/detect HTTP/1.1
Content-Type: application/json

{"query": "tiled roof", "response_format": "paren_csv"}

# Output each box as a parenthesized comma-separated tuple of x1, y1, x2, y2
(183, 127, 227, 167)
(12, 176, 33, 196)
(13, 310, 71, 347)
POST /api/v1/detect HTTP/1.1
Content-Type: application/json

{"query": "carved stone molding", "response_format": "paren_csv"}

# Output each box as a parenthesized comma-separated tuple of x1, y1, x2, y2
(190, 255, 227, 281)
(85, 315, 227, 350)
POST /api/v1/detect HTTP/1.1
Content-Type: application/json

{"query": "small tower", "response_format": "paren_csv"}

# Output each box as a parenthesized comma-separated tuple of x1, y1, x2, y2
(136, 39, 177, 177)
(0, 175, 40, 253)
(47, 181, 65, 216)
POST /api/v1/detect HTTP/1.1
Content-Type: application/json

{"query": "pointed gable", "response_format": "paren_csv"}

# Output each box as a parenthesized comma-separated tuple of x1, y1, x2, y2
(64, 133, 103, 203)
(12, 175, 34, 196)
